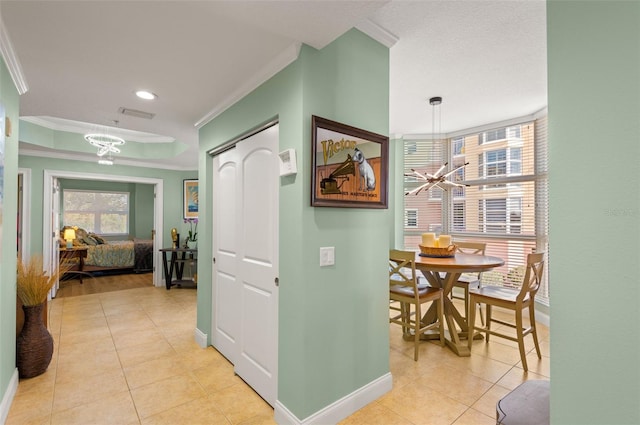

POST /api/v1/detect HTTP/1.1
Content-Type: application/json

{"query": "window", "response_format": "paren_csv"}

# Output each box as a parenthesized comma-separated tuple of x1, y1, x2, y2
(480, 128, 506, 144)
(63, 190, 130, 235)
(452, 137, 464, 156)
(479, 147, 522, 179)
(452, 201, 465, 231)
(478, 198, 522, 234)
(403, 118, 549, 305)
(478, 125, 521, 145)
(405, 209, 418, 227)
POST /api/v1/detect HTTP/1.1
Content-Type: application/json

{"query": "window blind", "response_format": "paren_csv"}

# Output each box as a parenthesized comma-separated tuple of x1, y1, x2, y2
(403, 117, 549, 305)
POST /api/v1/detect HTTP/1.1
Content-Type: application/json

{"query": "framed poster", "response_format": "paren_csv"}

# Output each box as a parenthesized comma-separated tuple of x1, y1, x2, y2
(183, 179, 199, 219)
(311, 115, 388, 208)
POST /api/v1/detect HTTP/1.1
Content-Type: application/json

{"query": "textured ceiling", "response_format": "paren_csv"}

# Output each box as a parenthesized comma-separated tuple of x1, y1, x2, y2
(0, 0, 546, 170)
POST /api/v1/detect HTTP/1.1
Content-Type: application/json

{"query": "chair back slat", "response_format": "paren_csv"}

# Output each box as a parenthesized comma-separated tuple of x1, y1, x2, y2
(517, 252, 545, 303)
(389, 249, 418, 297)
(454, 241, 487, 280)
(454, 241, 486, 256)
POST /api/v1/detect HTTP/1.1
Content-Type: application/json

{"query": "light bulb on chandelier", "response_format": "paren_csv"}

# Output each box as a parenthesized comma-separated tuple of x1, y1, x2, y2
(85, 120, 125, 165)
(404, 96, 468, 196)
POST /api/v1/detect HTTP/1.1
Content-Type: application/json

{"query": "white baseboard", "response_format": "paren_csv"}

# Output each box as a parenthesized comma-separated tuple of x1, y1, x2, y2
(0, 369, 19, 424)
(274, 372, 392, 425)
(194, 327, 208, 348)
(536, 309, 550, 328)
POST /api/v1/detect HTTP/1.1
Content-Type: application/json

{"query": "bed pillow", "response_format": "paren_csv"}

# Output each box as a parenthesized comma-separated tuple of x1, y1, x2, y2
(82, 235, 98, 246)
(89, 233, 106, 244)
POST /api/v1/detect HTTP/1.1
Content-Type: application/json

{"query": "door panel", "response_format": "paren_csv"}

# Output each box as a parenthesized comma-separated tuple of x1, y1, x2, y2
(212, 152, 240, 362)
(211, 123, 279, 406)
(235, 126, 279, 405)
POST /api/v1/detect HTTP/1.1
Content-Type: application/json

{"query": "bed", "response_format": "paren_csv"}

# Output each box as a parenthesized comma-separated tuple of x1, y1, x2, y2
(61, 227, 154, 274)
(83, 239, 154, 273)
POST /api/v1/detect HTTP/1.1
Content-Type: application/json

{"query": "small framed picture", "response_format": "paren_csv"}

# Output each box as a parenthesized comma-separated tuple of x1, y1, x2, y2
(311, 115, 388, 208)
(183, 179, 199, 219)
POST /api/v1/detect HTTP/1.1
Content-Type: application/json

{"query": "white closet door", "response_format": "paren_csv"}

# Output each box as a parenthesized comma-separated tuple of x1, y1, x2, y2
(212, 124, 279, 405)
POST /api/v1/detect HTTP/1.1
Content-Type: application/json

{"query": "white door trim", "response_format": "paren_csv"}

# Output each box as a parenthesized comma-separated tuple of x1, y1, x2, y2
(17, 168, 31, 262)
(42, 169, 164, 288)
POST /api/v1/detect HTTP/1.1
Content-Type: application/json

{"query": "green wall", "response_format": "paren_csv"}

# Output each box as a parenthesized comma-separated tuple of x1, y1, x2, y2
(547, 1, 640, 423)
(0, 56, 20, 420)
(58, 178, 155, 239)
(198, 29, 390, 420)
(18, 155, 196, 256)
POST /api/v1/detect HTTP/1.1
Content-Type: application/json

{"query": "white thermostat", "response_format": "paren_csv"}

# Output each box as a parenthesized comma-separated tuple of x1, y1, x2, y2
(278, 149, 297, 176)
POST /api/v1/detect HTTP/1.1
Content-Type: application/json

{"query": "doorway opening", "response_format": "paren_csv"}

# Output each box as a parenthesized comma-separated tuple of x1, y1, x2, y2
(42, 169, 164, 295)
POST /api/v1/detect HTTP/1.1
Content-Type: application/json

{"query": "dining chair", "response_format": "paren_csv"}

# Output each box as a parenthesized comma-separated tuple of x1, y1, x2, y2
(451, 241, 487, 325)
(389, 249, 444, 361)
(467, 252, 544, 372)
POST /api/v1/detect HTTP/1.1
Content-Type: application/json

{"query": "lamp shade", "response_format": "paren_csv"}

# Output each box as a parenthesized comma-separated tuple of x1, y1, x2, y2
(63, 228, 76, 241)
(63, 229, 76, 248)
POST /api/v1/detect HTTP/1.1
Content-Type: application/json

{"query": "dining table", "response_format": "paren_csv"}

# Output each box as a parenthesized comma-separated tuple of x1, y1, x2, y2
(413, 252, 505, 356)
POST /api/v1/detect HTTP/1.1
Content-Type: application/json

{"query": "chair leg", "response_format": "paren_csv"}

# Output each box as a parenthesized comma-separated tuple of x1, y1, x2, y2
(463, 286, 469, 320)
(515, 309, 528, 372)
(413, 304, 420, 361)
(529, 304, 542, 359)
(485, 305, 492, 343)
(467, 295, 476, 351)
(400, 302, 409, 336)
(437, 295, 445, 346)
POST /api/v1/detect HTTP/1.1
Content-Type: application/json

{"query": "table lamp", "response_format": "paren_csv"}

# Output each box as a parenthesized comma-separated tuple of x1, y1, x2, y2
(63, 228, 76, 249)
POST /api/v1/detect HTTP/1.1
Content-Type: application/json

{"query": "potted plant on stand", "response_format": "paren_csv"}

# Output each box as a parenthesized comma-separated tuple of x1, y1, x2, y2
(16, 255, 69, 379)
(184, 218, 198, 249)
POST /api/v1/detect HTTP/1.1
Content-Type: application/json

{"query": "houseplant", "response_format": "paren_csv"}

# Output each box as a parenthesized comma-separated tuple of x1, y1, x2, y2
(184, 218, 198, 249)
(16, 255, 69, 378)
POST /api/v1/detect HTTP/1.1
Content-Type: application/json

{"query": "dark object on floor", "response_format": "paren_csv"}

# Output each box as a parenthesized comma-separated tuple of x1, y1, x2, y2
(16, 303, 54, 379)
(497, 380, 549, 425)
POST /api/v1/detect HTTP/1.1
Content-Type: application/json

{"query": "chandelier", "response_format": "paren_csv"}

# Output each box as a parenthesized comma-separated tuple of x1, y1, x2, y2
(405, 96, 468, 196)
(84, 121, 125, 165)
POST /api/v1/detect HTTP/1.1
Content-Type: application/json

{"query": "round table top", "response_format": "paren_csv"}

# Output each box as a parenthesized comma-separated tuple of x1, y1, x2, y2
(414, 252, 504, 273)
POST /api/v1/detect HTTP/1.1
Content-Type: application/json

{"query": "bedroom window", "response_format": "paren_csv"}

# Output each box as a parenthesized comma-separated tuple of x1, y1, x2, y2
(63, 190, 130, 235)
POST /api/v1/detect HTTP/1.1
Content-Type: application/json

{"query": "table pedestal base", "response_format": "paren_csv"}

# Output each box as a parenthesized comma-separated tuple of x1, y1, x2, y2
(402, 329, 482, 357)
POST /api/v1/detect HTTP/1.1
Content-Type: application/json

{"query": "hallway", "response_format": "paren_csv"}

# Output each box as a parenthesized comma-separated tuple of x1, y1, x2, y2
(8, 285, 274, 424)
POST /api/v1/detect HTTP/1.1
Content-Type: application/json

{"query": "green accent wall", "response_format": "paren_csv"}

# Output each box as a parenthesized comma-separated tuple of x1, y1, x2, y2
(0, 55, 20, 416)
(547, 1, 640, 423)
(58, 178, 155, 239)
(198, 29, 390, 419)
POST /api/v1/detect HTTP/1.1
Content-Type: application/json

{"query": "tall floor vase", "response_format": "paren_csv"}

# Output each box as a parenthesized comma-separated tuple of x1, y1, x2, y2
(16, 303, 54, 379)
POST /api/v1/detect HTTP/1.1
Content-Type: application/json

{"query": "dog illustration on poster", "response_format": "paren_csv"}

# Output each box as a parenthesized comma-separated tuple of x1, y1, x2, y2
(352, 148, 376, 191)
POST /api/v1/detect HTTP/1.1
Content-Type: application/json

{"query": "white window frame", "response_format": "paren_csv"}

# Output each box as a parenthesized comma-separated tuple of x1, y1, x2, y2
(63, 189, 130, 235)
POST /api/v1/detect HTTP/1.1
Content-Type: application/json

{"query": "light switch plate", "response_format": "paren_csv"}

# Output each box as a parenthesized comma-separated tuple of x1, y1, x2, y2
(320, 246, 335, 267)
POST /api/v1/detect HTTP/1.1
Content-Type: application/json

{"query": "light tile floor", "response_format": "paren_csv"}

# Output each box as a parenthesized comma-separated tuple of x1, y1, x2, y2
(7, 287, 549, 425)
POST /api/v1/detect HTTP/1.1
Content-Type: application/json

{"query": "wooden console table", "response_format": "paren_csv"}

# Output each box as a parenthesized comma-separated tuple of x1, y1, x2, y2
(59, 247, 89, 284)
(159, 247, 197, 290)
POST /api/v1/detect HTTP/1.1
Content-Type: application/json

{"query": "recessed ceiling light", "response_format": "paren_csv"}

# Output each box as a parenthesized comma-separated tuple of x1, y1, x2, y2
(135, 90, 157, 100)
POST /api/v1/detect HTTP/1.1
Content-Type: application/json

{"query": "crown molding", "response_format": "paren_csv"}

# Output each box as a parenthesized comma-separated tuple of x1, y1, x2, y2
(195, 42, 302, 129)
(0, 18, 28, 95)
(355, 19, 399, 48)
(19, 148, 195, 172)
